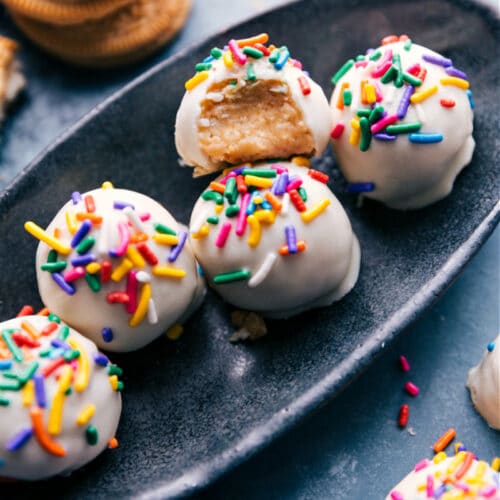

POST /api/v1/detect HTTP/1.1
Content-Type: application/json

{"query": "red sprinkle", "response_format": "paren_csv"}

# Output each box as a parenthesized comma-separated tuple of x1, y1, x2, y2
(399, 355, 410, 372)
(440, 98, 456, 108)
(253, 43, 270, 56)
(136, 243, 158, 266)
(298, 76, 311, 95)
(100, 261, 112, 283)
(398, 404, 409, 427)
(454, 452, 474, 480)
(16, 305, 34, 317)
(289, 189, 306, 212)
(405, 381, 420, 397)
(236, 175, 248, 194)
(41, 322, 58, 336)
(41, 357, 66, 378)
(308, 169, 329, 184)
(106, 292, 130, 304)
(84, 195, 96, 213)
(12, 331, 40, 348)
(330, 123, 345, 139)
(416, 68, 427, 83)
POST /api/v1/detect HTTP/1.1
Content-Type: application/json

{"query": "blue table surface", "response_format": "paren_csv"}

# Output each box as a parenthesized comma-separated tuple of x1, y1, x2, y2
(0, 1, 498, 498)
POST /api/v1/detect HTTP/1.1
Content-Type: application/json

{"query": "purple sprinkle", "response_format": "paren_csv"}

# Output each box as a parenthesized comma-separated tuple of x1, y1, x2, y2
(71, 192, 82, 205)
(71, 254, 96, 266)
(102, 327, 113, 343)
(422, 53, 453, 67)
(285, 226, 298, 254)
(5, 428, 33, 451)
(50, 339, 70, 350)
(70, 219, 92, 248)
(445, 66, 468, 79)
(374, 133, 397, 141)
(93, 353, 109, 367)
(347, 182, 375, 193)
(33, 374, 46, 408)
(232, 166, 246, 175)
(168, 231, 187, 262)
(113, 200, 135, 210)
(52, 273, 76, 295)
(397, 85, 414, 119)
(0, 360, 13, 370)
(433, 483, 447, 498)
(274, 173, 289, 195)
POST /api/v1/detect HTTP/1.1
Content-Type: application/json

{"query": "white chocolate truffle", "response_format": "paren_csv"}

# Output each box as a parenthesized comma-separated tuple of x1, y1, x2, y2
(386, 453, 500, 500)
(467, 336, 500, 430)
(175, 34, 332, 176)
(0, 314, 122, 480)
(330, 35, 474, 210)
(188, 161, 360, 318)
(26, 184, 205, 352)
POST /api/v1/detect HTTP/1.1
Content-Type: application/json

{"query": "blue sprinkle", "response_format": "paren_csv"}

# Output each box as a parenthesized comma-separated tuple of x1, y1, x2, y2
(71, 254, 96, 266)
(347, 182, 375, 193)
(5, 428, 33, 451)
(196, 263, 204, 276)
(49, 348, 65, 360)
(71, 191, 82, 205)
(261, 200, 273, 211)
(0, 360, 13, 370)
(466, 90, 475, 109)
(70, 219, 92, 248)
(204, 55, 215, 63)
(409, 133, 443, 144)
(487, 342, 495, 352)
(93, 353, 109, 367)
(274, 47, 290, 70)
(102, 327, 113, 343)
(50, 339, 70, 350)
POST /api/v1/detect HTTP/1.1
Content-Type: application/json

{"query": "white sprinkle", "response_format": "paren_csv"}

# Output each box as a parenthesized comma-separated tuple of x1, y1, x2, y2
(248, 253, 277, 288)
(385, 85, 396, 105)
(199, 118, 211, 127)
(136, 271, 151, 283)
(147, 298, 158, 324)
(269, 85, 287, 94)
(415, 103, 426, 124)
(281, 192, 290, 216)
(123, 206, 146, 233)
(97, 218, 109, 256)
(205, 92, 224, 103)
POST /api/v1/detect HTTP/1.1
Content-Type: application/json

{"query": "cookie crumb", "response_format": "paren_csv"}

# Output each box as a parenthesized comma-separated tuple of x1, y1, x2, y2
(229, 310, 267, 342)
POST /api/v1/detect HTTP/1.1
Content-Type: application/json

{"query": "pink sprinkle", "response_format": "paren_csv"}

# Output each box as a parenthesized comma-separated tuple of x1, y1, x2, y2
(63, 266, 86, 282)
(426, 474, 434, 497)
(374, 82, 383, 102)
(390, 491, 404, 500)
(407, 63, 421, 76)
(330, 123, 345, 139)
(479, 486, 497, 498)
(405, 381, 420, 397)
(286, 178, 303, 192)
(112, 221, 130, 257)
(215, 222, 232, 248)
(69, 360, 78, 371)
(139, 212, 151, 222)
(270, 164, 288, 174)
(399, 355, 410, 372)
(219, 171, 237, 185)
(289, 58, 302, 69)
(371, 114, 398, 134)
(355, 60, 368, 68)
(126, 271, 138, 314)
(414, 459, 430, 472)
(236, 193, 251, 236)
(371, 60, 391, 78)
(455, 483, 470, 493)
(228, 39, 247, 65)
(378, 48, 393, 68)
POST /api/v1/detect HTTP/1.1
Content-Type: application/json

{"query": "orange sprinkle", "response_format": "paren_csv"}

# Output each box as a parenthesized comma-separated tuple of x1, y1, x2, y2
(381, 34, 399, 45)
(454, 451, 474, 480)
(84, 195, 95, 213)
(399, 34, 410, 42)
(236, 33, 269, 47)
(279, 240, 306, 255)
(30, 406, 66, 457)
(41, 322, 58, 336)
(53, 227, 61, 239)
(76, 212, 102, 224)
(21, 320, 40, 339)
(130, 232, 148, 243)
(37, 307, 50, 316)
(108, 437, 119, 449)
(433, 428, 456, 453)
(264, 192, 282, 212)
(16, 305, 33, 317)
(209, 181, 225, 194)
(336, 82, 349, 110)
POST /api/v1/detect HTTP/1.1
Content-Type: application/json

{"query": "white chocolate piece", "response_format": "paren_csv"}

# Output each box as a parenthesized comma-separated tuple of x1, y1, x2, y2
(175, 46, 332, 175)
(467, 336, 500, 430)
(189, 162, 360, 318)
(330, 40, 474, 209)
(386, 454, 499, 499)
(34, 187, 205, 352)
(0, 315, 122, 480)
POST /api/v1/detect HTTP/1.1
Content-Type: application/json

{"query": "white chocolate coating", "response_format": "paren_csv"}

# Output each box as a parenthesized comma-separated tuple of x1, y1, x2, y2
(467, 336, 500, 430)
(33, 186, 205, 352)
(0, 315, 122, 480)
(175, 45, 332, 174)
(330, 39, 474, 209)
(386, 454, 499, 499)
(189, 162, 360, 318)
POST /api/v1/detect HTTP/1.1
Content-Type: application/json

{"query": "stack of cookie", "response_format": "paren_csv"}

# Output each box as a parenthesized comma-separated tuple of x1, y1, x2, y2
(2, 0, 192, 67)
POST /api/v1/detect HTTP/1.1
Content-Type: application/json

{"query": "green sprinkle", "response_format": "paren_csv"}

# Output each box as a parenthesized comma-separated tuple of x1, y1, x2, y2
(1, 330, 23, 363)
(355, 54, 366, 61)
(65, 388, 72, 396)
(47, 249, 58, 263)
(224, 177, 238, 204)
(368, 105, 384, 124)
(38, 348, 51, 358)
(331, 59, 355, 85)
(211, 47, 223, 59)
(153, 223, 176, 235)
(76, 236, 95, 255)
(242, 46, 264, 59)
(381, 65, 397, 84)
(230, 80, 237, 86)
(246, 63, 257, 81)
(41, 261, 67, 273)
(359, 117, 372, 152)
(356, 109, 371, 118)
(0, 396, 10, 406)
(225, 206, 240, 217)
(85, 273, 101, 292)
(402, 72, 422, 86)
(404, 39, 413, 51)
(195, 62, 212, 72)
(241, 168, 277, 178)
(385, 122, 422, 134)
(206, 216, 219, 225)
(343, 89, 352, 106)
(298, 187, 308, 202)
(213, 269, 251, 284)
(117, 381, 124, 392)
(19, 362, 39, 385)
(393, 54, 404, 87)
(86, 425, 99, 445)
(63, 350, 80, 362)
(269, 49, 280, 63)
(0, 379, 21, 391)
(369, 50, 382, 61)
(48, 314, 61, 324)
(202, 190, 224, 205)
(3, 372, 18, 379)
(58, 325, 70, 341)
(108, 365, 123, 377)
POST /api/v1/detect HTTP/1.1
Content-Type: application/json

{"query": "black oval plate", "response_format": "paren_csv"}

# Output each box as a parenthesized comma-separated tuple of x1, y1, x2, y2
(1, 0, 499, 497)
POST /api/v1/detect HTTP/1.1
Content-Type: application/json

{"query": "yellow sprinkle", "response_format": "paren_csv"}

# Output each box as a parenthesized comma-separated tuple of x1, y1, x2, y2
(126, 245, 146, 268)
(215, 205, 224, 214)
(86, 262, 101, 274)
(65, 210, 77, 235)
(349, 127, 361, 146)
(440, 77, 469, 89)
(76, 404, 96, 426)
(185, 71, 209, 91)
(454, 442, 464, 454)
(111, 258, 133, 282)
(68, 338, 89, 392)
(301, 199, 331, 223)
(129, 283, 151, 327)
(442, 491, 464, 500)
(253, 195, 263, 204)
(350, 118, 360, 130)
(491, 457, 500, 472)
(48, 392, 65, 436)
(254, 209, 275, 224)
(22, 380, 34, 407)
(101, 181, 114, 189)
(223, 50, 233, 68)
(191, 224, 210, 239)
(244, 175, 273, 189)
(109, 375, 119, 391)
(166, 324, 184, 341)
(447, 451, 466, 474)
(473, 460, 488, 480)
(410, 84, 438, 104)
(152, 233, 180, 246)
(291, 156, 311, 167)
(152, 266, 187, 279)
(365, 83, 377, 104)
(24, 221, 72, 255)
(247, 215, 261, 247)
(433, 451, 448, 464)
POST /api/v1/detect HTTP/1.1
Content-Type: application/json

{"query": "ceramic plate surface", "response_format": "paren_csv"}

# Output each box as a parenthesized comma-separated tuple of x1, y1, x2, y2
(0, 0, 498, 497)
